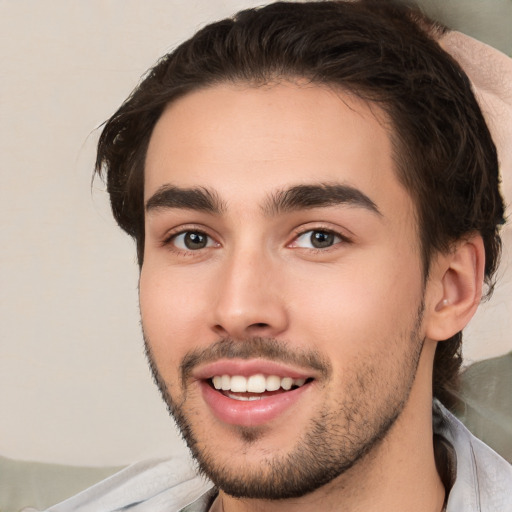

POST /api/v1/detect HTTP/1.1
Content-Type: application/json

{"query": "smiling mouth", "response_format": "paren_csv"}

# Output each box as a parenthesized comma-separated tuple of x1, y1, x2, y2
(209, 374, 313, 401)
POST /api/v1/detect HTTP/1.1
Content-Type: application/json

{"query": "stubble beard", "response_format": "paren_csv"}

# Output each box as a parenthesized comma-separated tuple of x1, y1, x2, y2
(143, 305, 425, 500)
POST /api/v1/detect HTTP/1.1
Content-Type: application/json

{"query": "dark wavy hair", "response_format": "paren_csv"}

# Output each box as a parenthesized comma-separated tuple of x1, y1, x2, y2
(95, 0, 505, 409)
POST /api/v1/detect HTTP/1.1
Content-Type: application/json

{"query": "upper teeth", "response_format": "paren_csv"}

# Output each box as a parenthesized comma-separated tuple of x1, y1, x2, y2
(212, 374, 306, 393)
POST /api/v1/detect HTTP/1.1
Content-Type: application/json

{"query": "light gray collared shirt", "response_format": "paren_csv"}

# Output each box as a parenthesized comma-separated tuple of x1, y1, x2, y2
(43, 402, 512, 512)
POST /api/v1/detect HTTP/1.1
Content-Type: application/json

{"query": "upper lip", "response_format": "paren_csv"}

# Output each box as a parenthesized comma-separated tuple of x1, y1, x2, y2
(191, 358, 315, 381)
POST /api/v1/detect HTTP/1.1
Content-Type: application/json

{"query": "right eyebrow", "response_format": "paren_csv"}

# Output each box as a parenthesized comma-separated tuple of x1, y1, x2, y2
(145, 185, 225, 214)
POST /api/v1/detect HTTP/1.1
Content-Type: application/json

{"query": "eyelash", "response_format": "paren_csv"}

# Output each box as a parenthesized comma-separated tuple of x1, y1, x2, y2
(161, 225, 217, 255)
(161, 226, 351, 254)
(289, 227, 352, 251)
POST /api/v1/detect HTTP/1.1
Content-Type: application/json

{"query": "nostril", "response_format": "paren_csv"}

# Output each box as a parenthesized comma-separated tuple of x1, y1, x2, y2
(213, 324, 229, 337)
(251, 322, 270, 329)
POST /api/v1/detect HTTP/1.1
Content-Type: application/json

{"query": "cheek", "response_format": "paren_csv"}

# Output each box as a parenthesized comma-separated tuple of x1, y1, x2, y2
(139, 266, 207, 375)
(287, 250, 423, 352)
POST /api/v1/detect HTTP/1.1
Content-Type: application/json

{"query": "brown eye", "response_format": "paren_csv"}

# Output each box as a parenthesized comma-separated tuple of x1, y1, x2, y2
(172, 231, 213, 250)
(293, 229, 342, 249)
(310, 231, 336, 248)
(184, 232, 207, 249)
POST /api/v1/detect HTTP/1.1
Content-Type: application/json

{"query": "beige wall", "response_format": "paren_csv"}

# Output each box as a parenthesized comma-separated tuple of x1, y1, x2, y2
(1, 0, 511, 467)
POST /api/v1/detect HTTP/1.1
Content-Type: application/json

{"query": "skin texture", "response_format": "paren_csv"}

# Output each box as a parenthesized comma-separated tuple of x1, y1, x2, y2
(139, 82, 483, 512)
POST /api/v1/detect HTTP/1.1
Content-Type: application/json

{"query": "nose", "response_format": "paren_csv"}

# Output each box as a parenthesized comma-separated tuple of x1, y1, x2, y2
(210, 248, 289, 340)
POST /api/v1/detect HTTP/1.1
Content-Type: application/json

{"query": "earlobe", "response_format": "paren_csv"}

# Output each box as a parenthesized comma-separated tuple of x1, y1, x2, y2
(425, 234, 485, 341)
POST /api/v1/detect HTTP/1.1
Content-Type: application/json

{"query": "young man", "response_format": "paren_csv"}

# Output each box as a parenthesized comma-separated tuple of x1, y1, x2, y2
(48, 1, 511, 511)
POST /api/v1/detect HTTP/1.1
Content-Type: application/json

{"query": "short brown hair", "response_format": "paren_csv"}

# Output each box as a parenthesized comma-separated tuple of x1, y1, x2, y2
(95, 0, 505, 408)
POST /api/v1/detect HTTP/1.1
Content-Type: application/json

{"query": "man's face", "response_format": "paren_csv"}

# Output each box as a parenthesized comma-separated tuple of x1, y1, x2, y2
(140, 82, 429, 498)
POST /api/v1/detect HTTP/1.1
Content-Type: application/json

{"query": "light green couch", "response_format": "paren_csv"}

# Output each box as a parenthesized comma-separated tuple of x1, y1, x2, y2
(0, 457, 123, 512)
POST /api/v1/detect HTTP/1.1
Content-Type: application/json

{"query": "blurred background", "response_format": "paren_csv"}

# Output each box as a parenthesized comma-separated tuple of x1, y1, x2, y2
(1, 0, 511, 476)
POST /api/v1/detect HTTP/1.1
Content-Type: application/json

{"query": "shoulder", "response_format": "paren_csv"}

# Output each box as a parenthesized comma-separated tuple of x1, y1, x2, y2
(434, 401, 512, 512)
(44, 457, 213, 512)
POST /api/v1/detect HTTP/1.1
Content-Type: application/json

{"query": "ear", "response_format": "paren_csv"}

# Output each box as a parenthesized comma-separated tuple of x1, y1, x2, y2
(424, 234, 485, 341)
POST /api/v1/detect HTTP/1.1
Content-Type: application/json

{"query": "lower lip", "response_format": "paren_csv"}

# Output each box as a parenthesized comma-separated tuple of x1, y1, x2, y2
(200, 381, 311, 427)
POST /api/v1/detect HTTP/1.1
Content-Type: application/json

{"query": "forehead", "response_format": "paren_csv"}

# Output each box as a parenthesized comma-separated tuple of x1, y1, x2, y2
(144, 82, 412, 220)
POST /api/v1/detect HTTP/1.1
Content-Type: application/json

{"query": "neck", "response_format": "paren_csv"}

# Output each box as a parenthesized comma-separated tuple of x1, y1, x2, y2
(211, 342, 446, 512)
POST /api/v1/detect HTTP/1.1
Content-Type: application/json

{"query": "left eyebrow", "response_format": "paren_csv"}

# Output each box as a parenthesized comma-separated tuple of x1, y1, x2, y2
(263, 183, 381, 217)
